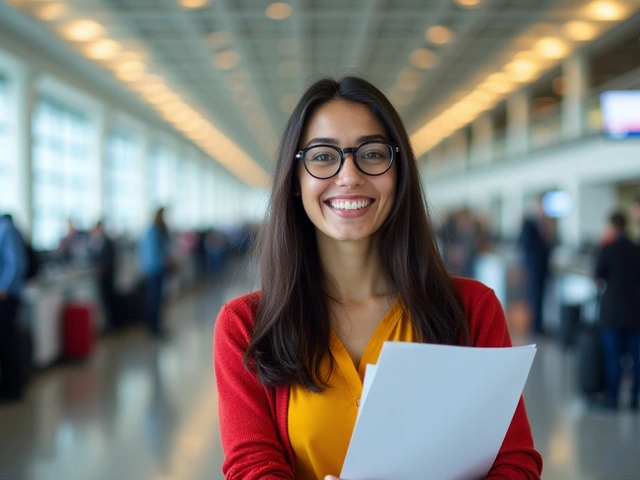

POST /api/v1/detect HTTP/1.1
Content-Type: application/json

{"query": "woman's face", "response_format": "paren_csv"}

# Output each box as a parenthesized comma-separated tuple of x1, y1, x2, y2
(296, 99, 397, 244)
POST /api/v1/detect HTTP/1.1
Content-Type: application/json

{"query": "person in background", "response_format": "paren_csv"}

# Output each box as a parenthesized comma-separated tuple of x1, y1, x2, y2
(214, 76, 542, 479)
(518, 197, 554, 336)
(88, 221, 118, 331)
(139, 208, 172, 338)
(631, 195, 640, 241)
(0, 214, 28, 403)
(594, 211, 640, 410)
(58, 219, 83, 262)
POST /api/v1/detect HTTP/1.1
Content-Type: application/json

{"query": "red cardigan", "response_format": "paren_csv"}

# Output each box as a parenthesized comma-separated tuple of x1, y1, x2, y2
(213, 277, 543, 479)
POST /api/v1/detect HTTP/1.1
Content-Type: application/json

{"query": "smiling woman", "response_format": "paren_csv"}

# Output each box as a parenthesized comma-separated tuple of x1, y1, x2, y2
(213, 76, 543, 480)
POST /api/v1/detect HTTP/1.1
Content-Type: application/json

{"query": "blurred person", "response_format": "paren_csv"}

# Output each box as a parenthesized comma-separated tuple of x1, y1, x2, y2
(632, 195, 640, 240)
(594, 212, 640, 410)
(88, 221, 118, 331)
(0, 214, 28, 403)
(139, 208, 173, 338)
(214, 77, 542, 479)
(518, 197, 554, 335)
(58, 219, 83, 261)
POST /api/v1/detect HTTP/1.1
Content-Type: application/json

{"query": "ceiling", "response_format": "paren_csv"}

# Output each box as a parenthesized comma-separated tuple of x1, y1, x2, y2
(3, 0, 640, 185)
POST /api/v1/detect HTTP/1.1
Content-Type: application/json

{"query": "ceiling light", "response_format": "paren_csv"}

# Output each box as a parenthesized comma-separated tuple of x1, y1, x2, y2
(277, 60, 301, 77)
(426, 25, 454, 45)
(535, 37, 568, 59)
(213, 50, 239, 70)
(266, 2, 292, 20)
(455, 0, 482, 8)
(563, 21, 597, 41)
(115, 61, 146, 81)
(85, 39, 121, 60)
(396, 67, 422, 90)
(179, 0, 210, 9)
(505, 59, 538, 82)
(277, 38, 298, 55)
(587, 1, 626, 21)
(63, 20, 104, 42)
(205, 31, 230, 49)
(280, 94, 298, 113)
(409, 48, 438, 69)
(36, 3, 66, 21)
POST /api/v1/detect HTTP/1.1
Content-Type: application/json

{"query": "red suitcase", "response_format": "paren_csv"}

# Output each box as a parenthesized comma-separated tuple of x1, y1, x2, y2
(61, 304, 95, 359)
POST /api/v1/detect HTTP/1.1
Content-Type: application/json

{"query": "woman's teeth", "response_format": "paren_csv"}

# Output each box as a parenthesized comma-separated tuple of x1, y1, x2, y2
(328, 200, 371, 210)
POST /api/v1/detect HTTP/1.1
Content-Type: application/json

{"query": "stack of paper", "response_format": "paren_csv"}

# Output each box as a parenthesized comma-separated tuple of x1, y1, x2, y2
(341, 342, 536, 480)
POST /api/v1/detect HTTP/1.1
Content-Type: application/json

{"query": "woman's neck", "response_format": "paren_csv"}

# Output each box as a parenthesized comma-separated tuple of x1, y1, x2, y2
(316, 232, 393, 304)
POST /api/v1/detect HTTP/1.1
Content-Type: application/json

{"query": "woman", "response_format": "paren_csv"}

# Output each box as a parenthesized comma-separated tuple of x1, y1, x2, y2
(214, 77, 543, 479)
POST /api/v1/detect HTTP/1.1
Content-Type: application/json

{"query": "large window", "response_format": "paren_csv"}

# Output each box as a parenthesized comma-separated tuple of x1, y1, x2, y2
(105, 129, 143, 236)
(0, 74, 9, 211)
(147, 144, 175, 210)
(32, 98, 93, 250)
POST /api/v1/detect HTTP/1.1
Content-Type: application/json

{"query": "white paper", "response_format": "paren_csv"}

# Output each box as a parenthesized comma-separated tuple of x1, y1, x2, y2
(341, 342, 536, 480)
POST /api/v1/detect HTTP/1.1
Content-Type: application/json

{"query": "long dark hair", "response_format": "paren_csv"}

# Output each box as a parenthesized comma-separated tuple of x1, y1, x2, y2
(246, 76, 468, 391)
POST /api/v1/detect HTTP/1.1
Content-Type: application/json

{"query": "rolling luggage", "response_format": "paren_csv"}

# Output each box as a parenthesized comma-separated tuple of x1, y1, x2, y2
(558, 304, 581, 349)
(61, 304, 95, 360)
(577, 325, 605, 396)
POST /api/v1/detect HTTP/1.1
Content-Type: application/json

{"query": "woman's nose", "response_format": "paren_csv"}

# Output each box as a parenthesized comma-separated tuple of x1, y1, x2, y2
(335, 154, 365, 187)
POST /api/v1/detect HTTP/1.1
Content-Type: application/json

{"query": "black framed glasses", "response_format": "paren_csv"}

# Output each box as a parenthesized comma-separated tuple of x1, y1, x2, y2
(296, 141, 399, 179)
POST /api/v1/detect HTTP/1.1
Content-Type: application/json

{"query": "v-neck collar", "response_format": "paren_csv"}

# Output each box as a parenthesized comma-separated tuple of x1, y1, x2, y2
(329, 297, 401, 404)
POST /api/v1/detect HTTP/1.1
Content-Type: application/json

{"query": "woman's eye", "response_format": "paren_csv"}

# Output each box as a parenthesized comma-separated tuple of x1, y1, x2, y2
(311, 152, 337, 162)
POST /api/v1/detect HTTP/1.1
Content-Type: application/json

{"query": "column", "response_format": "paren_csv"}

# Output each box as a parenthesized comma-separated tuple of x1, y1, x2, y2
(561, 54, 588, 140)
(445, 130, 468, 172)
(500, 188, 525, 241)
(14, 64, 37, 237)
(506, 90, 530, 158)
(470, 113, 494, 166)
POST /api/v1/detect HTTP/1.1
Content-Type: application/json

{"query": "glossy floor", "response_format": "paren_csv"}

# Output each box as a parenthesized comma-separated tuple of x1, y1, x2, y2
(1, 262, 639, 480)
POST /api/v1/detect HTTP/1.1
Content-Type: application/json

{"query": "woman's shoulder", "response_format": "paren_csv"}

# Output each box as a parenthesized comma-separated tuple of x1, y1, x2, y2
(218, 291, 261, 324)
(451, 276, 495, 306)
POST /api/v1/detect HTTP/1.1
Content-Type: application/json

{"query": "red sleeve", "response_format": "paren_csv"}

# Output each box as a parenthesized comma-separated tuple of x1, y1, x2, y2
(213, 298, 294, 479)
(467, 285, 544, 479)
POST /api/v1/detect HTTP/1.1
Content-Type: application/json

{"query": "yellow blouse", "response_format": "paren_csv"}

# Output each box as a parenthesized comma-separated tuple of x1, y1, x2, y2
(288, 298, 418, 479)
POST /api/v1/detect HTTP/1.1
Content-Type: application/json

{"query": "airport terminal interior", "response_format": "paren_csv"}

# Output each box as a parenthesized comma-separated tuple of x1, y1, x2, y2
(1, 0, 640, 479)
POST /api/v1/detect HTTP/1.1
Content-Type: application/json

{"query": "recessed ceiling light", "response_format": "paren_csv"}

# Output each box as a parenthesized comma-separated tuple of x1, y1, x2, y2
(115, 61, 145, 81)
(205, 31, 231, 49)
(425, 25, 455, 45)
(396, 68, 422, 90)
(280, 94, 298, 113)
(213, 50, 239, 70)
(179, 0, 210, 10)
(563, 21, 597, 41)
(63, 20, 104, 42)
(455, 0, 482, 8)
(277, 38, 298, 55)
(36, 3, 66, 21)
(278, 60, 301, 77)
(85, 39, 121, 60)
(409, 48, 438, 69)
(535, 37, 568, 59)
(587, 1, 625, 21)
(266, 2, 292, 20)
(505, 59, 538, 82)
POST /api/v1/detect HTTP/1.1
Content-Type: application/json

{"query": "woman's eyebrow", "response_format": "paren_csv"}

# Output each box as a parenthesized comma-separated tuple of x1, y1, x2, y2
(304, 134, 387, 148)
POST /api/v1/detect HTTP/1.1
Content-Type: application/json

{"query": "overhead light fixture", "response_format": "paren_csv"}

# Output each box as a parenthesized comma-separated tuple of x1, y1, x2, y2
(396, 67, 422, 90)
(213, 50, 239, 70)
(535, 37, 568, 59)
(426, 25, 455, 45)
(36, 3, 66, 21)
(563, 21, 597, 41)
(179, 0, 210, 10)
(280, 94, 298, 113)
(455, 0, 482, 8)
(277, 38, 298, 55)
(205, 31, 231, 49)
(505, 59, 538, 82)
(266, 2, 292, 20)
(277, 60, 301, 77)
(115, 60, 146, 81)
(85, 39, 121, 60)
(409, 48, 438, 69)
(63, 20, 104, 42)
(586, 1, 626, 21)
